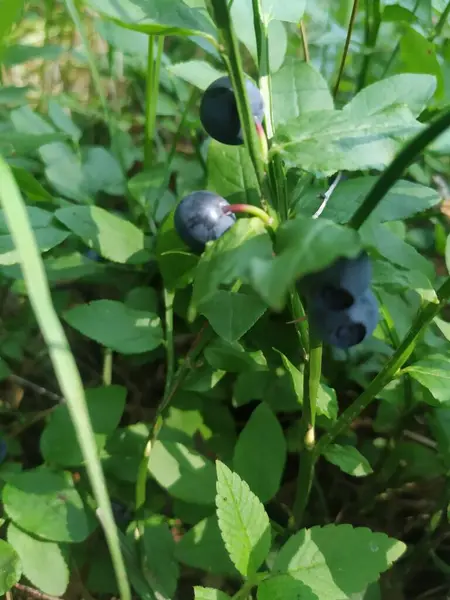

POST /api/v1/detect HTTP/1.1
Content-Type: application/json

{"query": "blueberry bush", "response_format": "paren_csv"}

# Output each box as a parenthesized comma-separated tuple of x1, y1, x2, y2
(0, 0, 450, 599)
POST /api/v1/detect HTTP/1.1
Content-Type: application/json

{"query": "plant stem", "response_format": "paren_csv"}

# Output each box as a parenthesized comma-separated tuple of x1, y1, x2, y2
(348, 106, 450, 229)
(102, 348, 113, 386)
(144, 36, 164, 169)
(314, 276, 450, 459)
(356, 0, 381, 91)
(163, 289, 175, 398)
(210, 0, 265, 192)
(134, 322, 211, 523)
(225, 203, 273, 225)
(293, 332, 322, 527)
(333, 0, 360, 98)
(381, 0, 420, 78)
(299, 20, 310, 62)
(430, 0, 450, 40)
(252, 0, 274, 139)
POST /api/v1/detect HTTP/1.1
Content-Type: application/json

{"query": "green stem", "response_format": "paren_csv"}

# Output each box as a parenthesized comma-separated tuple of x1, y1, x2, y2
(210, 0, 265, 192)
(134, 322, 212, 520)
(144, 36, 164, 169)
(293, 332, 322, 527)
(348, 106, 450, 229)
(163, 289, 175, 399)
(252, 0, 274, 139)
(102, 348, 113, 386)
(381, 0, 420, 78)
(356, 0, 381, 91)
(289, 290, 309, 357)
(333, 0, 360, 98)
(226, 203, 273, 225)
(430, 0, 450, 40)
(299, 20, 310, 63)
(314, 276, 450, 459)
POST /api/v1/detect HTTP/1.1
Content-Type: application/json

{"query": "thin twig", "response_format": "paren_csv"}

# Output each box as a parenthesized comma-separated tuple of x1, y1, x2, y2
(299, 20, 310, 62)
(313, 172, 343, 219)
(333, 0, 359, 98)
(8, 374, 63, 403)
(14, 583, 60, 600)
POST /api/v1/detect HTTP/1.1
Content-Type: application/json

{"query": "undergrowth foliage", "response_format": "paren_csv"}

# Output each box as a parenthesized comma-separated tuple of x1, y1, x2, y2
(0, 0, 449, 599)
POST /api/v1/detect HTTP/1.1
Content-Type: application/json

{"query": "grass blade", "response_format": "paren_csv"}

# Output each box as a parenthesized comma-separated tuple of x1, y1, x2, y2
(0, 156, 131, 600)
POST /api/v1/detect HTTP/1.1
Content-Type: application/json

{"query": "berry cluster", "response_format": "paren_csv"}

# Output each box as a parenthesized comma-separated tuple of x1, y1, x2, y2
(174, 76, 264, 252)
(301, 253, 379, 349)
(172, 76, 379, 349)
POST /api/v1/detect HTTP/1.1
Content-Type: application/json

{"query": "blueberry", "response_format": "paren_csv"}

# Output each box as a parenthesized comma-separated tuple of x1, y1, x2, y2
(302, 252, 372, 305)
(200, 76, 264, 146)
(308, 288, 379, 349)
(111, 501, 132, 526)
(174, 191, 236, 252)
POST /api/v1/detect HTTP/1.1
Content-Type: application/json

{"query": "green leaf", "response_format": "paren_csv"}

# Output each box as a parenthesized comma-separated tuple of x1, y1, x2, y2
(0, 539, 21, 595)
(361, 223, 434, 280)
(167, 60, 225, 90)
(103, 423, 150, 483)
(260, 0, 306, 22)
(272, 59, 333, 127)
(233, 403, 286, 502)
(205, 339, 267, 372)
(64, 300, 163, 354)
(404, 354, 450, 404)
(0, 0, 25, 51)
(40, 385, 126, 467)
(175, 516, 238, 576)
(156, 210, 199, 291)
(400, 26, 444, 99)
(200, 289, 266, 343)
(294, 177, 440, 224)
(273, 106, 421, 174)
(250, 216, 362, 310)
(82, 147, 126, 196)
(265, 524, 406, 599)
(194, 587, 231, 600)
(3, 467, 90, 542)
(7, 523, 69, 596)
(279, 353, 338, 421)
(343, 74, 436, 119)
(47, 99, 82, 142)
(143, 522, 179, 598)
(192, 218, 273, 309)
(257, 575, 316, 600)
(230, 1, 287, 72)
(372, 259, 437, 303)
(87, 0, 216, 37)
(55, 206, 148, 264)
(0, 227, 69, 266)
(216, 461, 271, 577)
(207, 140, 260, 207)
(149, 441, 216, 504)
(323, 444, 373, 477)
(11, 166, 55, 203)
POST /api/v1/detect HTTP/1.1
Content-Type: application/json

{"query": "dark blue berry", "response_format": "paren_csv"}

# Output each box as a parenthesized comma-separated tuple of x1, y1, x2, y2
(200, 76, 264, 146)
(308, 288, 379, 349)
(302, 252, 371, 306)
(174, 191, 236, 253)
(111, 501, 132, 526)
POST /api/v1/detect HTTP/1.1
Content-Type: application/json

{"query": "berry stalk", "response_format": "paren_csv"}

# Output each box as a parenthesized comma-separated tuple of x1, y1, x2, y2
(224, 203, 273, 226)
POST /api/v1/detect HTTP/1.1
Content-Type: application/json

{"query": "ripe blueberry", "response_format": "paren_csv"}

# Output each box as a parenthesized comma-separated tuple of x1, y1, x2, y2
(174, 191, 236, 252)
(200, 76, 264, 146)
(302, 252, 372, 306)
(308, 288, 379, 349)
